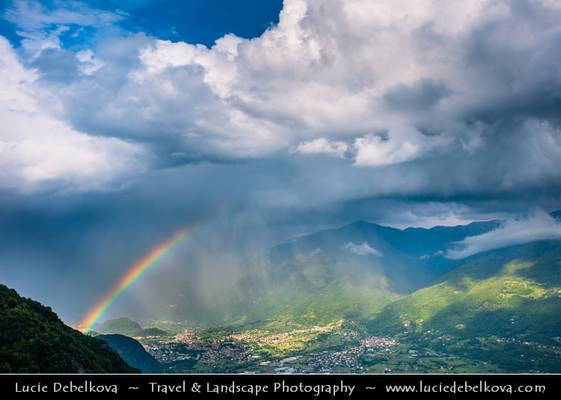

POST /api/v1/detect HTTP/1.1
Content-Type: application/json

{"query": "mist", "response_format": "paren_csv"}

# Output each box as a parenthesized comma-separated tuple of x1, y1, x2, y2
(446, 210, 561, 259)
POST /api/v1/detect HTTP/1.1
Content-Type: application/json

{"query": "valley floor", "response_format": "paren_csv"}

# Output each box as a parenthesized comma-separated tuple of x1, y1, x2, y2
(135, 320, 561, 373)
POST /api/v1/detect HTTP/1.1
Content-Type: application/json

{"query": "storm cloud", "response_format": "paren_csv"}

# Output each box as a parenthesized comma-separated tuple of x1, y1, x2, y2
(1, 0, 561, 196)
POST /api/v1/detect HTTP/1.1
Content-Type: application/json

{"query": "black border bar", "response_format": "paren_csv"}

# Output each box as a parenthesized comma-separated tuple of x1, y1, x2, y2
(0, 374, 557, 398)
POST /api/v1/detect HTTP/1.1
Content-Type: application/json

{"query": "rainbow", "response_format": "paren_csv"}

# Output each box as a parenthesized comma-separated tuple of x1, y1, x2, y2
(79, 227, 190, 332)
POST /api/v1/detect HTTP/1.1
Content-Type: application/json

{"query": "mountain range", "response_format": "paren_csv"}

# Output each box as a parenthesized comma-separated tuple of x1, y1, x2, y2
(172, 216, 507, 326)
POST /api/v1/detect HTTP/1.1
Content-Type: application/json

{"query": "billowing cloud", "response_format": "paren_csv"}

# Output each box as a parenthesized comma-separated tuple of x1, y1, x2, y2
(0, 37, 143, 192)
(5, 1, 559, 196)
(0, 0, 561, 216)
(446, 211, 561, 259)
(352, 126, 450, 167)
(2, 0, 561, 199)
(293, 126, 450, 167)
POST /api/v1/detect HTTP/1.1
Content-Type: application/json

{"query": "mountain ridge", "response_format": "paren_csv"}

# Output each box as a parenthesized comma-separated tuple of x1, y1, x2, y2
(96, 334, 162, 372)
(365, 239, 561, 371)
(0, 284, 138, 373)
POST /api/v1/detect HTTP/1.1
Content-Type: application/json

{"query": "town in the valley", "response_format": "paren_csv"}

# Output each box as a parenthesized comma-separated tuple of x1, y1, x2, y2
(133, 320, 501, 373)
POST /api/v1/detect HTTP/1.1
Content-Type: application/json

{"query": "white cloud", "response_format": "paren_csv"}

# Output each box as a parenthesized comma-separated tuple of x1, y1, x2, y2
(75, 49, 104, 75)
(353, 126, 450, 167)
(5, 0, 125, 31)
(446, 211, 561, 259)
(0, 37, 143, 192)
(344, 241, 382, 256)
(292, 138, 349, 159)
(391, 212, 474, 229)
(5, 0, 125, 59)
(309, 248, 322, 256)
(293, 127, 449, 167)
(36, 0, 489, 162)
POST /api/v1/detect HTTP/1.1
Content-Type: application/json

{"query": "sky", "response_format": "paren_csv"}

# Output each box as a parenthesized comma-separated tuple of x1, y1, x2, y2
(1, 0, 561, 323)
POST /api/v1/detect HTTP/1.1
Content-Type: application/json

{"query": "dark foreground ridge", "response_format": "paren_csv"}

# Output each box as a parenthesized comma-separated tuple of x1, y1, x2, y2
(0, 284, 138, 373)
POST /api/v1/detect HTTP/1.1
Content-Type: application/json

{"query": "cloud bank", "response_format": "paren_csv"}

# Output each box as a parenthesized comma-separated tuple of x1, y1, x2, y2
(0, 37, 143, 192)
(447, 211, 561, 259)
(2, 0, 561, 199)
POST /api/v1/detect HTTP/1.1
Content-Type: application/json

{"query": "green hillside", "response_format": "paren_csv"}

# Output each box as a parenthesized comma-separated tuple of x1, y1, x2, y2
(218, 254, 401, 330)
(0, 284, 138, 373)
(367, 240, 561, 371)
(242, 276, 399, 329)
(97, 334, 162, 372)
(178, 220, 502, 328)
